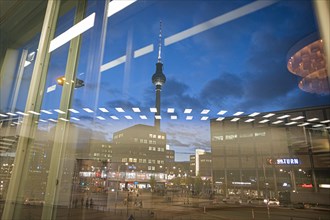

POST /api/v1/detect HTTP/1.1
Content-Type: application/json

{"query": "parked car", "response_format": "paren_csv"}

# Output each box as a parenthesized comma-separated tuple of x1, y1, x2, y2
(222, 196, 242, 204)
(267, 198, 280, 206)
(248, 197, 265, 205)
(24, 198, 45, 206)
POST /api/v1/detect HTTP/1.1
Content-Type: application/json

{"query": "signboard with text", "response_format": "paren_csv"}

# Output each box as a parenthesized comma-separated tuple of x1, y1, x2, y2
(267, 158, 300, 165)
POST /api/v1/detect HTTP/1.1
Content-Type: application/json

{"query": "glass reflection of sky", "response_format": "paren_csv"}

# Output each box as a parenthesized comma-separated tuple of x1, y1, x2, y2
(17, 0, 330, 160)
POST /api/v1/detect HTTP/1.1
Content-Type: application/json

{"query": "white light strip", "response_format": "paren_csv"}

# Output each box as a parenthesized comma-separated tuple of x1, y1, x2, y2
(83, 108, 93, 113)
(231, 117, 240, 122)
(24, 61, 31, 67)
(164, 0, 277, 46)
(259, 119, 269, 123)
(7, 112, 17, 116)
(291, 116, 304, 120)
(313, 124, 324, 128)
(201, 116, 209, 121)
(272, 120, 283, 124)
(167, 108, 175, 113)
(16, 111, 29, 116)
(263, 113, 275, 118)
(277, 115, 290, 119)
(99, 108, 109, 113)
(307, 118, 319, 122)
(297, 123, 310, 127)
(41, 110, 53, 114)
(171, 115, 177, 120)
(49, 13, 95, 52)
(319, 184, 330, 189)
(110, 116, 119, 120)
(47, 85, 56, 93)
(132, 107, 141, 112)
(59, 118, 69, 122)
(107, 0, 137, 17)
(217, 110, 227, 115)
(245, 119, 255, 122)
(150, 108, 157, 113)
(155, 115, 161, 119)
(68, 109, 80, 113)
(201, 109, 210, 114)
(97, 116, 105, 120)
(320, 120, 330, 123)
(0, 114, 8, 117)
(125, 115, 133, 120)
(186, 116, 193, 120)
(100, 55, 126, 72)
(49, 119, 58, 122)
(28, 110, 40, 115)
(216, 117, 225, 121)
(184, 109, 192, 114)
(233, 111, 244, 116)
(115, 108, 125, 112)
(71, 117, 80, 121)
(285, 121, 297, 126)
(39, 119, 47, 122)
(249, 112, 260, 117)
(54, 109, 65, 114)
(140, 115, 147, 120)
(134, 44, 154, 58)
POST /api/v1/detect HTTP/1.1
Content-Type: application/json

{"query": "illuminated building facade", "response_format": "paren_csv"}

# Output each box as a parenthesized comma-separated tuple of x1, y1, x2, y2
(211, 106, 330, 198)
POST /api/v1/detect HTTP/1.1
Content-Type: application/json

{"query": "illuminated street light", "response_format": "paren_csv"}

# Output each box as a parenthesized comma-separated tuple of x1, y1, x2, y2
(56, 75, 84, 88)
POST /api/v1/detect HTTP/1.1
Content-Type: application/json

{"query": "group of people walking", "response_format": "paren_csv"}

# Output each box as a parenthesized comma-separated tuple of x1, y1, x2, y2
(72, 197, 94, 208)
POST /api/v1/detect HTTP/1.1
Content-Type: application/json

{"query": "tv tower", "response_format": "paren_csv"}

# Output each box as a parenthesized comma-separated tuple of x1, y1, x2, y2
(152, 21, 166, 130)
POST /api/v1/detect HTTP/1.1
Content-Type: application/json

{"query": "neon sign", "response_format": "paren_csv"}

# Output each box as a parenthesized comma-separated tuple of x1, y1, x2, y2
(267, 158, 300, 165)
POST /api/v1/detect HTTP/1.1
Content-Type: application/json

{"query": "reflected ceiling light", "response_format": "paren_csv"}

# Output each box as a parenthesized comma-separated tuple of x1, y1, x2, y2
(47, 85, 56, 93)
(132, 107, 141, 112)
(231, 118, 240, 122)
(99, 108, 109, 113)
(297, 123, 310, 127)
(24, 61, 31, 67)
(164, 0, 276, 46)
(49, 13, 95, 52)
(150, 108, 157, 113)
(39, 119, 47, 122)
(320, 120, 330, 123)
(272, 120, 283, 124)
(285, 122, 298, 126)
(115, 107, 125, 112)
(171, 115, 177, 120)
(217, 110, 227, 115)
(167, 108, 175, 113)
(68, 109, 79, 113)
(0, 114, 8, 117)
(41, 110, 53, 114)
(125, 115, 133, 120)
(277, 115, 290, 119)
(201, 109, 210, 114)
(319, 184, 330, 189)
(16, 111, 28, 116)
(201, 116, 209, 121)
(259, 119, 269, 123)
(140, 115, 147, 120)
(83, 108, 93, 113)
(107, 0, 137, 17)
(48, 119, 57, 122)
(59, 118, 69, 122)
(97, 116, 105, 120)
(326, 126, 330, 129)
(233, 111, 244, 116)
(245, 119, 255, 122)
(100, 55, 126, 72)
(184, 109, 192, 114)
(313, 124, 324, 128)
(291, 116, 305, 120)
(307, 118, 319, 122)
(6, 112, 17, 116)
(110, 116, 119, 120)
(263, 113, 275, 118)
(155, 115, 161, 119)
(216, 117, 225, 121)
(71, 117, 80, 121)
(134, 44, 154, 58)
(54, 109, 65, 114)
(249, 112, 260, 117)
(186, 116, 193, 120)
(28, 110, 40, 115)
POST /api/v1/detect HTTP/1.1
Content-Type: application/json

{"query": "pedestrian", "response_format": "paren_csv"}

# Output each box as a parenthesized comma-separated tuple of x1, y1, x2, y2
(90, 198, 93, 208)
(128, 214, 135, 220)
(86, 198, 89, 208)
(81, 198, 84, 208)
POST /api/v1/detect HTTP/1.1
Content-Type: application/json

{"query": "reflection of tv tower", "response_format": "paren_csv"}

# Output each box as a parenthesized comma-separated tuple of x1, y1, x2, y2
(152, 21, 166, 130)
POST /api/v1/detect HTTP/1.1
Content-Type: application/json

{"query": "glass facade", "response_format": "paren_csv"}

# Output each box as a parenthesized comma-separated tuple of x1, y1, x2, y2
(0, 0, 329, 219)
